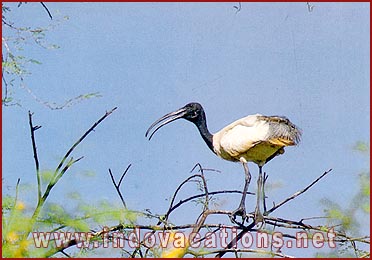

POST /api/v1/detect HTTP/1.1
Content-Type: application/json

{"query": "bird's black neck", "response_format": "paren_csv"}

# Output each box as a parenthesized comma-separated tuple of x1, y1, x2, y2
(193, 112, 215, 153)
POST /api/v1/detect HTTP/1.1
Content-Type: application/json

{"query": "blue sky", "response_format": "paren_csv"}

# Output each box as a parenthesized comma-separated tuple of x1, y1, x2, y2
(2, 2, 370, 257)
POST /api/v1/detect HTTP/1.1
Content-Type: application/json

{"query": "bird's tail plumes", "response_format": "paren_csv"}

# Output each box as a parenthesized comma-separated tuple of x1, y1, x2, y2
(259, 115, 302, 145)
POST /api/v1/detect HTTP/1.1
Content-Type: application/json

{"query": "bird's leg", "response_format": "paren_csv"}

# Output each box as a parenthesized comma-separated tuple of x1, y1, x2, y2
(230, 162, 251, 224)
(240, 162, 251, 210)
(254, 166, 264, 224)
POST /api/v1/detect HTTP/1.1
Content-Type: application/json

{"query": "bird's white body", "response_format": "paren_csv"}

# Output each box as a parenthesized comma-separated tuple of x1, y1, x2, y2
(213, 114, 300, 166)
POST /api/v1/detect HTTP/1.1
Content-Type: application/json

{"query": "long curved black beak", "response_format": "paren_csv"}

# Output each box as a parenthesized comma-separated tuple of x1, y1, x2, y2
(145, 107, 188, 140)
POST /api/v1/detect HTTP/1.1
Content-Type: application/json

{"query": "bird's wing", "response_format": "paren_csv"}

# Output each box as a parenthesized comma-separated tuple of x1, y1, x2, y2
(267, 137, 295, 146)
(257, 115, 302, 145)
(217, 114, 301, 159)
(218, 115, 271, 157)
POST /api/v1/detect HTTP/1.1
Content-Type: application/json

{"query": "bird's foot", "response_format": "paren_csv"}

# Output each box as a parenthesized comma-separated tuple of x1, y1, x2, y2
(229, 206, 248, 226)
(253, 207, 265, 228)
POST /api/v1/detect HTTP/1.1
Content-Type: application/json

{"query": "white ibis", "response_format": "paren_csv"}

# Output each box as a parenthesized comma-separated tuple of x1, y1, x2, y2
(145, 102, 301, 223)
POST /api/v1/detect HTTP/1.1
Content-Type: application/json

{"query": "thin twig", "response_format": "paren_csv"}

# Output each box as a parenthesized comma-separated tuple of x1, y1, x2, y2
(54, 107, 117, 179)
(265, 169, 332, 215)
(26, 108, 117, 241)
(190, 163, 221, 173)
(165, 173, 203, 222)
(28, 111, 42, 200)
(306, 2, 315, 12)
(118, 164, 131, 187)
(263, 171, 268, 213)
(59, 250, 71, 258)
(4, 178, 21, 236)
(108, 164, 132, 209)
(264, 216, 370, 244)
(215, 221, 256, 258)
(191, 163, 209, 211)
(233, 2, 242, 14)
(60, 156, 83, 175)
(40, 2, 53, 20)
(142, 173, 207, 257)
(168, 189, 254, 216)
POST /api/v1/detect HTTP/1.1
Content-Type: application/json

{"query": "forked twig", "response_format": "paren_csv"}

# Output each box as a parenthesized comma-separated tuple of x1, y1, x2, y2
(25, 107, 117, 241)
(109, 164, 132, 209)
(190, 163, 210, 211)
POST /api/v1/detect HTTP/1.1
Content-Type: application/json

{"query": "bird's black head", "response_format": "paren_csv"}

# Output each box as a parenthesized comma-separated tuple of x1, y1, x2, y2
(145, 102, 206, 140)
(180, 102, 205, 123)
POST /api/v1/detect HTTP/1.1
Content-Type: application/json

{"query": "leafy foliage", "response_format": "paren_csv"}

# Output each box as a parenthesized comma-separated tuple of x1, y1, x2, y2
(2, 3, 100, 109)
(318, 142, 370, 257)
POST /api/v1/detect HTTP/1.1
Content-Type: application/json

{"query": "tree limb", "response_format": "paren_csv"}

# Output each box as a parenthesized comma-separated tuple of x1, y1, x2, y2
(265, 169, 332, 215)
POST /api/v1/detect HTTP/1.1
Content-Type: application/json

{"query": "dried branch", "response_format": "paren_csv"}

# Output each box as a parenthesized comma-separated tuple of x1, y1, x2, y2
(40, 2, 53, 20)
(109, 164, 132, 209)
(265, 169, 332, 215)
(164, 173, 203, 223)
(264, 216, 370, 244)
(28, 111, 42, 200)
(215, 222, 256, 258)
(168, 189, 253, 216)
(54, 107, 117, 182)
(190, 163, 210, 211)
(164, 163, 225, 223)
(233, 2, 242, 14)
(306, 2, 315, 12)
(25, 107, 117, 241)
(189, 209, 237, 249)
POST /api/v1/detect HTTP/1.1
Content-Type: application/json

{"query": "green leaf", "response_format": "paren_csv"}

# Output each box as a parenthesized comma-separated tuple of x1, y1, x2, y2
(28, 59, 42, 65)
(2, 195, 15, 211)
(40, 170, 54, 183)
(64, 219, 90, 232)
(66, 192, 81, 200)
(353, 141, 370, 154)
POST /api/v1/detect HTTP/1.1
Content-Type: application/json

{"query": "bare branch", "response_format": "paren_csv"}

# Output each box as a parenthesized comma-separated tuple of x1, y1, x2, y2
(190, 163, 210, 211)
(54, 107, 117, 176)
(108, 164, 132, 209)
(57, 156, 84, 179)
(165, 173, 203, 222)
(118, 164, 131, 187)
(25, 108, 117, 241)
(215, 222, 256, 258)
(306, 2, 315, 12)
(28, 111, 42, 200)
(233, 2, 242, 14)
(265, 169, 333, 215)
(168, 189, 254, 216)
(40, 2, 53, 20)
